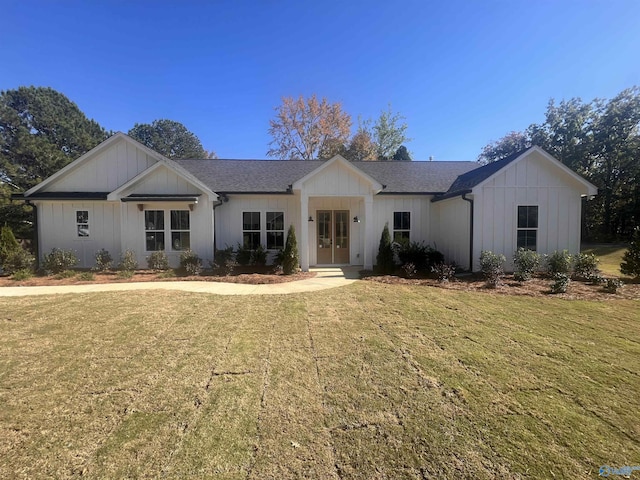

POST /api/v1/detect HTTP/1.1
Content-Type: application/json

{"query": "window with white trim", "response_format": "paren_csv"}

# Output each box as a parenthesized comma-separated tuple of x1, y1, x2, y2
(242, 212, 261, 249)
(266, 212, 284, 250)
(170, 210, 190, 250)
(144, 209, 191, 252)
(517, 206, 538, 250)
(393, 211, 411, 244)
(145, 210, 165, 251)
(76, 210, 89, 237)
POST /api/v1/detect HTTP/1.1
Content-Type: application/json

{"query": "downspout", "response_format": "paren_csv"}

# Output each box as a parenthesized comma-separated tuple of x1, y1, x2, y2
(211, 195, 227, 257)
(26, 200, 40, 271)
(462, 193, 473, 272)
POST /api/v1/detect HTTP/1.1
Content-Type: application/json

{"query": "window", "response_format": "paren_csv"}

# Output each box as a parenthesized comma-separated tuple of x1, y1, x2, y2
(393, 211, 411, 243)
(76, 210, 89, 237)
(145, 210, 165, 251)
(266, 212, 284, 250)
(243, 212, 261, 249)
(517, 206, 538, 250)
(170, 210, 190, 251)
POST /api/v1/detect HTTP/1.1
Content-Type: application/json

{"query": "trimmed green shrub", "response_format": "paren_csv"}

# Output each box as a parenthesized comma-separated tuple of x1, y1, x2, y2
(0, 225, 21, 268)
(546, 250, 572, 275)
(11, 269, 33, 281)
(621, 227, 640, 278)
(117, 270, 134, 279)
(118, 249, 138, 272)
(572, 252, 600, 281)
(376, 223, 395, 274)
(94, 248, 113, 272)
(513, 248, 540, 282)
(212, 246, 237, 275)
(603, 278, 624, 294)
(480, 250, 506, 288)
(251, 244, 267, 266)
(282, 225, 300, 275)
(235, 242, 252, 266)
(396, 241, 444, 273)
(54, 270, 77, 279)
(3, 248, 35, 274)
(179, 249, 202, 275)
(77, 271, 95, 281)
(147, 251, 170, 271)
(550, 273, 570, 294)
(42, 248, 79, 274)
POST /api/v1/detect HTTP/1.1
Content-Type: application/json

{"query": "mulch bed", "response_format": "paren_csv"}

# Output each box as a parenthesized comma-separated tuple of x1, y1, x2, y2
(362, 272, 640, 301)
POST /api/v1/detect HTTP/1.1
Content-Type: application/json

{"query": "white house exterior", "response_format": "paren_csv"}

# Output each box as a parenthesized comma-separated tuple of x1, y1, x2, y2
(17, 133, 597, 272)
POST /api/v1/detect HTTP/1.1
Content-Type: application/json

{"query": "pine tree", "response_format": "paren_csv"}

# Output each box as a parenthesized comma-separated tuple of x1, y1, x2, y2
(282, 225, 300, 274)
(621, 227, 640, 278)
(0, 225, 20, 266)
(376, 223, 395, 274)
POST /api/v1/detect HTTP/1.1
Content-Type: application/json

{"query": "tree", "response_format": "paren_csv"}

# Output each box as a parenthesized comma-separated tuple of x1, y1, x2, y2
(392, 145, 412, 161)
(0, 86, 109, 237)
(267, 95, 352, 160)
(343, 118, 377, 162)
(128, 119, 211, 159)
(282, 225, 300, 274)
(477, 131, 530, 164)
(376, 223, 395, 274)
(621, 227, 640, 278)
(373, 105, 411, 160)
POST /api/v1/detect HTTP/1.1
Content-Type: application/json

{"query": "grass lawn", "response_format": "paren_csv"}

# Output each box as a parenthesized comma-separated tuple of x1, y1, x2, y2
(1, 283, 638, 479)
(581, 243, 629, 277)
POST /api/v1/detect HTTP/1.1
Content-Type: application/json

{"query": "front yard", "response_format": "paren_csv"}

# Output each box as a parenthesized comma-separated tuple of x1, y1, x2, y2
(1, 282, 638, 478)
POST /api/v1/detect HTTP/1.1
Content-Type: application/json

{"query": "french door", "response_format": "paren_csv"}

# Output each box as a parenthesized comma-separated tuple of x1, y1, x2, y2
(316, 210, 349, 264)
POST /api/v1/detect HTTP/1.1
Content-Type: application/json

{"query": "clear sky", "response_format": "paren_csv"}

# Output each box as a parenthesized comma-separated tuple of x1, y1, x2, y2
(2, 1, 639, 161)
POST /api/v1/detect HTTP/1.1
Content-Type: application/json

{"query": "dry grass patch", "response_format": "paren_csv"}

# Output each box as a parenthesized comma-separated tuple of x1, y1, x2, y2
(0, 283, 639, 478)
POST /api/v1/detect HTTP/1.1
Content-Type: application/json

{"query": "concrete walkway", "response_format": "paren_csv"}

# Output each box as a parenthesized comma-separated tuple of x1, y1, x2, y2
(0, 267, 360, 297)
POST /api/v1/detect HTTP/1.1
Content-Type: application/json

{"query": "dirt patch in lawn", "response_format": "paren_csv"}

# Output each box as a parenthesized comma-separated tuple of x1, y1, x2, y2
(363, 272, 640, 301)
(0, 269, 315, 287)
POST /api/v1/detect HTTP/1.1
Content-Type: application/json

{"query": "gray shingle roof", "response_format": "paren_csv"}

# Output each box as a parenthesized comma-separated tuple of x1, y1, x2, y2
(174, 158, 479, 194)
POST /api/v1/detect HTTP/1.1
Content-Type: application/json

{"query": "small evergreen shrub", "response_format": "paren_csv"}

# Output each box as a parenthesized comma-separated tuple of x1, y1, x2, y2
(212, 246, 237, 275)
(78, 271, 95, 281)
(480, 250, 506, 288)
(513, 248, 540, 282)
(180, 249, 202, 275)
(147, 251, 170, 271)
(432, 263, 456, 283)
(401, 262, 417, 278)
(0, 225, 21, 269)
(572, 253, 600, 282)
(550, 273, 570, 294)
(42, 248, 79, 274)
(546, 250, 572, 276)
(251, 244, 267, 266)
(11, 269, 33, 281)
(54, 270, 77, 279)
(117, 269, 134, 279)
(621, 227, 640, 278)
(118, 249, 138, 272)
(3, 248, 35, 274)
(235, 242, 252, 266)
(603, 278, 624, 294)
(282, 225, 300, 275)
(94, 249, 113, 272)
(396, 242, 444, 273)
(376, 223, 395, 274)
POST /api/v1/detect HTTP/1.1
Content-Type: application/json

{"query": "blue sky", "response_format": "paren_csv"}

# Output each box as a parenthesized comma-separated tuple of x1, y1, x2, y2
(2, 1, 639, 161)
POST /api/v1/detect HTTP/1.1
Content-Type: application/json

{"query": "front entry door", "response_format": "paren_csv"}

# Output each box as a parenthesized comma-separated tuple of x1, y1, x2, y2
(317, 210, 349, 264)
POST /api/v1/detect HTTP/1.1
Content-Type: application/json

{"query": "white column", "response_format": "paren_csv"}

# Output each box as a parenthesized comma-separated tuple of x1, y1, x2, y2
(300, 193, 309, 271)
(363, 194, 374, 270)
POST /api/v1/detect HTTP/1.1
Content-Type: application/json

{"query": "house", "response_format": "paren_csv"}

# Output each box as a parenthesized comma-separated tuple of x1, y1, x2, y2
(16, 133, 597, 271)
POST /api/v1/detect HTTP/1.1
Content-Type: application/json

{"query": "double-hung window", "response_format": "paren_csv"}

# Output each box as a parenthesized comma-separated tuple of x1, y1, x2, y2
(76, 210, 89, 237)
(170, 210, 190, 250)
(242, 212, 261, 250)
(145, 210, 191, 251)
(393, 211, 411, 244)
(266, 212, 284, 250)
(517, 206, 538, 250)
(145, 210, 165, 251)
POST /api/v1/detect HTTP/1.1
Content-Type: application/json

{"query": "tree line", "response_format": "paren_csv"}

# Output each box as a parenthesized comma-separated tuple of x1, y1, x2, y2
(478, 86, 640, 240)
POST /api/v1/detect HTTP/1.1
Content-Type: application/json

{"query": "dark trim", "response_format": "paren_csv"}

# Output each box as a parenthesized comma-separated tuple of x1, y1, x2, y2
(216, 191, 294, 195)
(121, 194, 201, 202)
(462, 193, 474, 272)
(431, 189, 472, 203)
(377, 191, 441, 196)
(13, 192, 109, 201)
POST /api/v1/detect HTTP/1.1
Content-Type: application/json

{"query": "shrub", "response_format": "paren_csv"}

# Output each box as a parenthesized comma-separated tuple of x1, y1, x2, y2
(11, 269, 33, 281)
(396, 241, 444, 273)
(54, 270, 77, 279)
(235, 242, 252, 266)
(376, 223, 395, 274)
(621, 227, 640, 278)
(282, 225, 300, 275)
(572, 253, 600, 282)
(180, 249, 202, 275)
(0, 225, 21, 269)
(3, 248, 35, 274)
(77, 271, 95, 281)
(546, 250, 572, 275)
(117, 270, 134, 279)
(550, 273, 570, 294)
(94, 248, 113, 272)
(513, 248, 540, 282)
(479, 250, 506, 288)
(212, 246, 237, 275)
(147, 251, 170, 271)
(432, 263, 456, 283)
(401, 262, 416, 278)
(251, 244, 267, 266)
(118, 249, 138, 272)
(603, 278, 624, 294)
(42, 248, 79, 274)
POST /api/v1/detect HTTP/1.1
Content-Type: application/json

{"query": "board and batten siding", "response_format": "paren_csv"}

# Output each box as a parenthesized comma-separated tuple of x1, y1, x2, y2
(473, 150, 585, 271)
(43, 138, 158, 192)
(430, 196, 471, 269)
(301, 161, 376, 196)
(35, 201, 120, 268)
